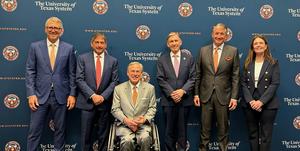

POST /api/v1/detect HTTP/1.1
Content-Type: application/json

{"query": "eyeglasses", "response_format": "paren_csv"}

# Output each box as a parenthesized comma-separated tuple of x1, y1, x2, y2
(47, 26, 62, 31)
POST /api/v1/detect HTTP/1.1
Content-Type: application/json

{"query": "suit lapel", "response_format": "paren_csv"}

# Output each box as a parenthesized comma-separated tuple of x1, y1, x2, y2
(53, 42, 64, 72)
(166, 54, 177, 78)
(41, 40, 52, 71)
(125, 82, 135, 109)
(249, 62, 255, 82)
(87, 52, 96, 88)
(207, 45, 215, 73)
(258, 60, 270, 83)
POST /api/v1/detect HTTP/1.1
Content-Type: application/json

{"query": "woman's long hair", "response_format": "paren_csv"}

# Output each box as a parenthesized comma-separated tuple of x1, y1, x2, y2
(244, 35, 275, 70)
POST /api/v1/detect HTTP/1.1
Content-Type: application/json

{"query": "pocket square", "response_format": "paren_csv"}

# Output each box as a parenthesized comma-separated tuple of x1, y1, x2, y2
(225, 57, 232, 61)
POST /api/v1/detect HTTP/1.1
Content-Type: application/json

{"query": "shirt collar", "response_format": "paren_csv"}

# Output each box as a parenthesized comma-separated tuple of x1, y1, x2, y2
(170, 50, 181, 58)
(47, 38, 59, 47)
(129, 81, 140, 89)
(213, 43, 224, 51)
(93, 51, 105, 58)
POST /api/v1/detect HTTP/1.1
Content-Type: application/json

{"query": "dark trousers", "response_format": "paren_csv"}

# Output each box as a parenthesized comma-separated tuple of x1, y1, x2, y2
(27, 90, 67, 151)
(200, 91, 229, 151)
(81, 108, 110, 151)
(163, 105, 190, 151)
(244, 107, 277, 151)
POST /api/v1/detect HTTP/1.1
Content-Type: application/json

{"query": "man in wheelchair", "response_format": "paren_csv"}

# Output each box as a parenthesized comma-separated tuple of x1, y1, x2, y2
(111, 62, 157, 151)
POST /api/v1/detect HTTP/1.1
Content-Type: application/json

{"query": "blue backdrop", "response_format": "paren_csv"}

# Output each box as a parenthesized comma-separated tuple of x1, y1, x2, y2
(1, 0, 300, 150)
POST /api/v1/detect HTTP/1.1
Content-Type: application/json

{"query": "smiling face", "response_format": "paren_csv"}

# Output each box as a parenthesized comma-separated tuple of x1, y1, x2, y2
(252, 37, 268, 56)
(211, 25, 228, 47)
(45, 19, 63, 43)
(91, 35, 107, 55)
(127, 63, 143, 85)
(167, 34, 182, 54)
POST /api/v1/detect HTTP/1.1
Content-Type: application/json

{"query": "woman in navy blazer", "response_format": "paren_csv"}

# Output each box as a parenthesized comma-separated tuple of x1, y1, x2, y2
(241, 35, 280, 151)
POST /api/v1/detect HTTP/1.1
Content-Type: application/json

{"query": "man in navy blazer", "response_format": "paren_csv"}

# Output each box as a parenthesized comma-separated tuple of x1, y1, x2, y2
(76, 33, 119, 151)
(26, 17, 76, 151)
(157, 32, 196, 151)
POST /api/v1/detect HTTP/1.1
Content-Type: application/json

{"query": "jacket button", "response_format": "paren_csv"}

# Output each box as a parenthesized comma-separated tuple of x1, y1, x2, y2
(265, 86, 268, 88)
(247, 79, 250, 81)
(248, 71, 250, 74)
(248, 86, 250, 89)
(265, 78, 268, 81)
(265, 72, 268, 74)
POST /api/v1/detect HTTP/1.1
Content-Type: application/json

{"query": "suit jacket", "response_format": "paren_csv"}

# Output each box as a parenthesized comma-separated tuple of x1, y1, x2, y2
(156, 50, 196, 107)
(194, 44, 240, 105)
(241, 59, 280, 109)
(111, 81, 157, 126)
(25, 39, 76, 104)
(76, 51, 119, 110)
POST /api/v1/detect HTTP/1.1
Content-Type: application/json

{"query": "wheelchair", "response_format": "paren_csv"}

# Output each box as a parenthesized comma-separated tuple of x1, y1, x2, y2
(107, 120, 160, 151)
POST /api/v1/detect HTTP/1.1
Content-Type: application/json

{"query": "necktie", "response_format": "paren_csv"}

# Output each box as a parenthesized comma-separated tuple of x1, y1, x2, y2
(213, 47, 219, 72)
(173, 54, 180, 77)
(96, 55, 102, 88)
(49, 43, 56, 70)
(132, 86, 138, 106)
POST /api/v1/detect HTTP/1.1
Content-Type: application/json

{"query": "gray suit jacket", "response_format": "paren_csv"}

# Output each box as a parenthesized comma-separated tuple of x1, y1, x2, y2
(111, 81, 157, 127)
(157, 50, 196, 106)
(195, 44, 240, 105)
(241, 59, 280, 109)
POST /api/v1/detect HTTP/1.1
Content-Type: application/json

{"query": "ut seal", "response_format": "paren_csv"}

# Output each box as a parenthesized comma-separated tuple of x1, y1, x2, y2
(293, 116, 300, 129)
(295, 73, 300, 86)
(136, 25, 151, 40)
(260, 4, 273, 20)
(5, 141, 21, 151)
(297, 31, 300, 42)
(226, 28, 233, 42)
(142, 72, 150, 83)
(1, 0, 17, 12)
(93, 0, 108, 15)
(4, 94, 20, 109)
(176, 140, 190, 151)
(178, 2, 193, 17)
(3, 45, 19, 61)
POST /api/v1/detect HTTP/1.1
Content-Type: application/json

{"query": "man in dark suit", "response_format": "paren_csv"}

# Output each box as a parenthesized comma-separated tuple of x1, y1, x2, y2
(26, 17, 76, 151)
(157, 32, 195, 151)
(76, 33, 119, 151)
(194, 23, 240, 151)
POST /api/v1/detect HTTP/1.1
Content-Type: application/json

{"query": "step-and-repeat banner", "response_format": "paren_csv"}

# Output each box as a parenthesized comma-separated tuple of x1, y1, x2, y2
(1, 0, 299, 151)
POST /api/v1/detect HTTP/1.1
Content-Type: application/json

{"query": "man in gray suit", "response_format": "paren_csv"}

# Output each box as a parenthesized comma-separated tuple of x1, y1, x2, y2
(194, 23, 240, 151)
(111, 62, 157, 151)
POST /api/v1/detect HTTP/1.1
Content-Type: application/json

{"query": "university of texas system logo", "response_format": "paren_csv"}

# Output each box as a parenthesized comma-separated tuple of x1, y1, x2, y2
(4, 94, 20, 109)
(297, 31, 300, 42)
(93, 0, 108, 15)
(226, 28, 233, 42)
(293, 116, 300, 129)
(260, 4, 273, 19)
(5, 141, 21, 151)
(3, 45, 19, 61)
(178, 2, 193, 17)
(295, 73, 300, 86)
(136, 25, 151, 40)
(142, 72, 150, 83)
(1, 0, 17, 12)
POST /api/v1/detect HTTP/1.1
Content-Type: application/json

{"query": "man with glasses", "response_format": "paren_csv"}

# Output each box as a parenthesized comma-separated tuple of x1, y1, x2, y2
(26, 16, 76, 151)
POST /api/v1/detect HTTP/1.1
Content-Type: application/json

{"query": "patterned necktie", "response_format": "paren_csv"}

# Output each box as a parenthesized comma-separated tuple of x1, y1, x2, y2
(96, 55, 102, 88)
(49, 43, 56, 70)
(213, 47, 219, 73)
(132, 86, 138, 106)
(173, 54, 180, 77)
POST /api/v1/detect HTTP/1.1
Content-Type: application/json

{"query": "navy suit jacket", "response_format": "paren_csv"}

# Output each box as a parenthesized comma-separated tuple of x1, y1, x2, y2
(157, 50, 196, 106)
(25, 40, 76, 104)
(76, 51, 119, 110)
(241, 59, 280, 109)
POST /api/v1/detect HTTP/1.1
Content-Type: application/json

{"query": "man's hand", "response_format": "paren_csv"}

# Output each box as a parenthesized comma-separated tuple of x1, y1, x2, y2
(171, 89, 185, 103)
(228, 99, 237, 111)
(193, 96, 201, 107)
(133, 116, 146, 126)
(91, 94, 104, 106)
(28, 95, 39, 111)
(124, 117, 138, 132)
(67, 96, 76, 110)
